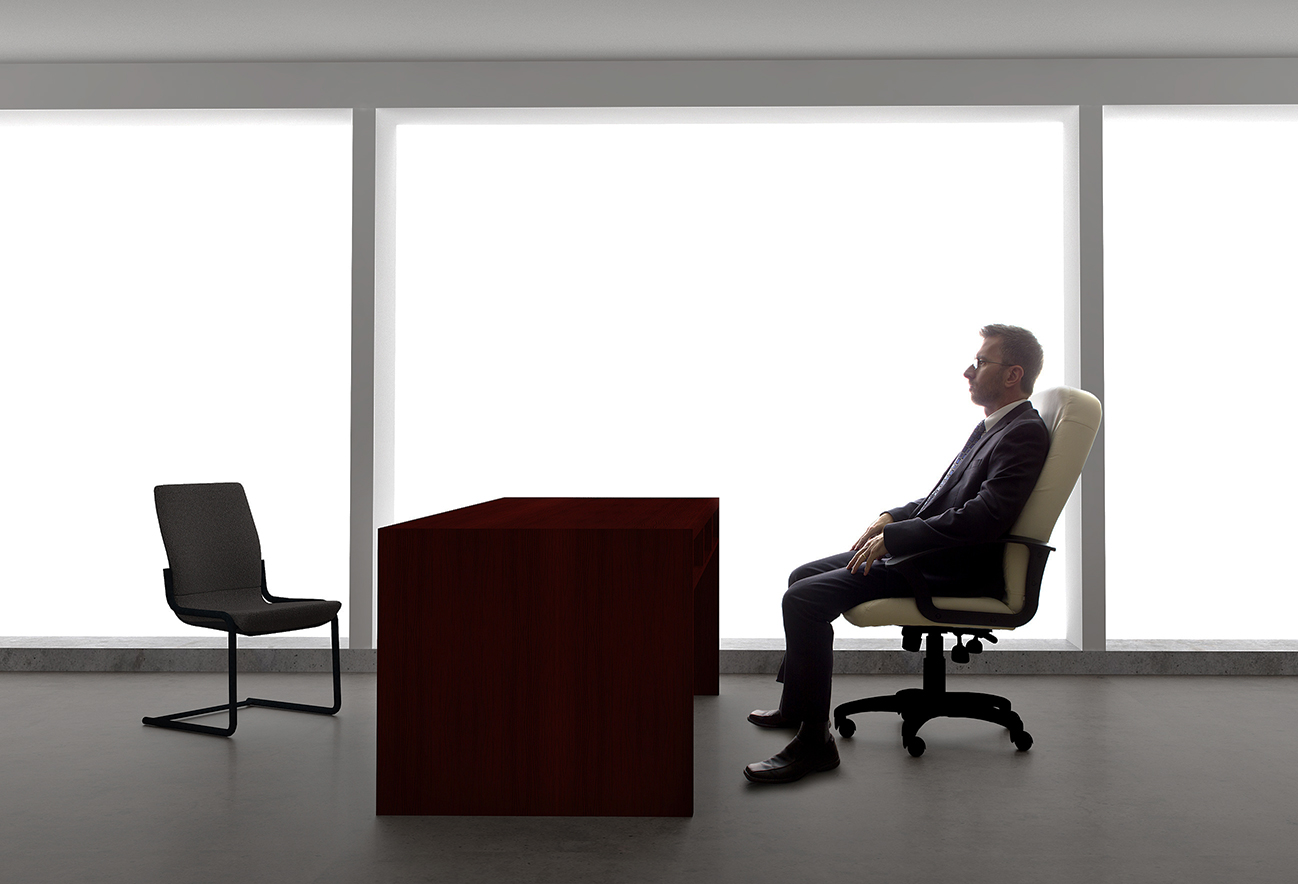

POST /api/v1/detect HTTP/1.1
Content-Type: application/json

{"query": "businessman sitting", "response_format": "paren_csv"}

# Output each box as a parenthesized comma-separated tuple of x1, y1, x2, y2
(744, 324, 1050, 785)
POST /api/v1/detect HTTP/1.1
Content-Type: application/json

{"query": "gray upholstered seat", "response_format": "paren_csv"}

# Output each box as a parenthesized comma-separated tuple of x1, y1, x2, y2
(144, 482, 342, 736)
(169, 589, 339, 636)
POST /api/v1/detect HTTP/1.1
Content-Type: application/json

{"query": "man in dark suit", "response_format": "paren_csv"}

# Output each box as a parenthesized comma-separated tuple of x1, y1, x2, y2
(744, 324, 1050, 784)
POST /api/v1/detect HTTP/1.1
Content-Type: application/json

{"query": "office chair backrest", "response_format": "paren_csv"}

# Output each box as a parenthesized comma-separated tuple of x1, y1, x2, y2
(1002, 387, 1102, 612)
(154, 483, 263, 599)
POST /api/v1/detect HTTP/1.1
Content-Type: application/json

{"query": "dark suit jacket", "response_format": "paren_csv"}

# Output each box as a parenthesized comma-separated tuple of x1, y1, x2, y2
(880, 401, 1050, 598)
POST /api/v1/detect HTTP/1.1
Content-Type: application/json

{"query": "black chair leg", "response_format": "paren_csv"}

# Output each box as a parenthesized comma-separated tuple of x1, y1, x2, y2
(941, 691, 1026, 736)
(836, 687, 1030, 754)
(142, 618, 343, 736)
(141, 631, 240, 736)
(245, 618, 343, 715)
(832, 631, 1032, 755)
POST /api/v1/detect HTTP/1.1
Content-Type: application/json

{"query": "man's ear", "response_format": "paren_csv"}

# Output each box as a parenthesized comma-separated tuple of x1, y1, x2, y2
(1005, 365, 1025, 390)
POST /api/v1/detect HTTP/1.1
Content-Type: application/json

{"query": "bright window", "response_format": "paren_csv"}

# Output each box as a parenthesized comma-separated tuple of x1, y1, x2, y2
(389, 108, 1071, 639)
(0, 110, 352, 638)
(1105, 106, 1298, 640)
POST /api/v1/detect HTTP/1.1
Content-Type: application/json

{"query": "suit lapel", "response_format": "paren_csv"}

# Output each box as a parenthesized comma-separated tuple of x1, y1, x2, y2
(915, 402, 1036, 518)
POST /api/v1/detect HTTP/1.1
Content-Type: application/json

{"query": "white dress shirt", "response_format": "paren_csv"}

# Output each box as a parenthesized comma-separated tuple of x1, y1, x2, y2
(982, 398, 1030, 433)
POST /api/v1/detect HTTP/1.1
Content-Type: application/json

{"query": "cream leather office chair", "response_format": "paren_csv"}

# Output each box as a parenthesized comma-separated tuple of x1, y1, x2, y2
(833, 386, 1101, 756)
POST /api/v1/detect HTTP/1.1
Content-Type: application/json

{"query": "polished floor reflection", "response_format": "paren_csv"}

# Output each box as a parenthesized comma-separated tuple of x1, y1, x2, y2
(2, 672, 1294, 882)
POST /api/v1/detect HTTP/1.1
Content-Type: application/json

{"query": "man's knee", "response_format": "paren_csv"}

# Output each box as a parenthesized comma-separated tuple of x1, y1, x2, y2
(782, 581, 814, 618)
(788, 562, 821, 587)
(789, 553, 851, 587)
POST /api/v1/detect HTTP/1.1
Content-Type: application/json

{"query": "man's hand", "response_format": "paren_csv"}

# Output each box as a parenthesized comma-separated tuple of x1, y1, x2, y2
(848, 533, 889, 575)
(848, 513, 893, 575)
(851, 513, 894, 552)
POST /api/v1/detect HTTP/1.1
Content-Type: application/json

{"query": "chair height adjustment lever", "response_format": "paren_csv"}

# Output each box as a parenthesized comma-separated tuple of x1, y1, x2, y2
(950, 629, 997, 663)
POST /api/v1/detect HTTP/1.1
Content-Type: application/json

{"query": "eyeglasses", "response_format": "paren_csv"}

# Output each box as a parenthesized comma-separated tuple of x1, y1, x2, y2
(971, 356, 1015, 369)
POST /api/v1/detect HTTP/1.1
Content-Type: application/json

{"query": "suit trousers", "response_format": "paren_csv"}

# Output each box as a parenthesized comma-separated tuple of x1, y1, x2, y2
(776, 551, 912, 724)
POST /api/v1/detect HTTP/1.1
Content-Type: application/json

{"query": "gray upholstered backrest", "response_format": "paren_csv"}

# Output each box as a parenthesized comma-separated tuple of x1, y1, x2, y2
(1002, 387, 1102, 611)
(154, 483, 262, 599)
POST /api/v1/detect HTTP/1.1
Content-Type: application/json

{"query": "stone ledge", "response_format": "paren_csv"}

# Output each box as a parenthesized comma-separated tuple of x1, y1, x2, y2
(725, 648, 1298, 676)
(2, 642, 1296, 675)
(0, 647, 377, 673)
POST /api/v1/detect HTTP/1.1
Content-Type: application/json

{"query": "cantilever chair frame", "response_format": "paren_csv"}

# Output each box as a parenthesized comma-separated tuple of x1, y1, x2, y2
(142, 561, 342, 737)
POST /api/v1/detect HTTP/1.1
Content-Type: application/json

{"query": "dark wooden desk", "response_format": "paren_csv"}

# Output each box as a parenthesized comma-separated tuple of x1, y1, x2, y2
(376, 497, 718, 816)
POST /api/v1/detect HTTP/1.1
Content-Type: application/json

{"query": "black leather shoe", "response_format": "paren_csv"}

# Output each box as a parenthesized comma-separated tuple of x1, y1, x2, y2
(747, 709, 799, 729)
(744, 735, 840, 784)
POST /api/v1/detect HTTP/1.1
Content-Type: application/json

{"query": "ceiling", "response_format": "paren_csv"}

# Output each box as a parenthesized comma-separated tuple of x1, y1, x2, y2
(3, 0, 1298, 63)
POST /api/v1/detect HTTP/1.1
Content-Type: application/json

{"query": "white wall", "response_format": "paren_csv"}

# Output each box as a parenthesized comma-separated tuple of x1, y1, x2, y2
(3, 0, 1298, 63)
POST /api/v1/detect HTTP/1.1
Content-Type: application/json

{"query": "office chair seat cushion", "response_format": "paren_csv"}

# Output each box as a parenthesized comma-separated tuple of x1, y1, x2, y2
(842, 595, 1015, 630)
(175, 589, 342, 636)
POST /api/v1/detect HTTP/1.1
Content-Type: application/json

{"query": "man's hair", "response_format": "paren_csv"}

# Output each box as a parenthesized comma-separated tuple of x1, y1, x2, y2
(980, 324, 1044, 395)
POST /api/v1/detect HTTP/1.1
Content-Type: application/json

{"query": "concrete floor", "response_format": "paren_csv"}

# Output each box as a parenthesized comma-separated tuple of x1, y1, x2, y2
(2, 672, 1295, 883)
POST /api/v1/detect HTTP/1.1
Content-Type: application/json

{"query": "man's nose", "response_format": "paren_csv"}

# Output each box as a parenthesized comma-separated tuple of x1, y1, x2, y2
(963, 365, 976, 379)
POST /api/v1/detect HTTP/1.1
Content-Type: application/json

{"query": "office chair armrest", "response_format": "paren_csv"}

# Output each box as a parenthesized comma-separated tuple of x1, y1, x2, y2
(884, 535, 1054, 568)
(886, 536, 1054, 629)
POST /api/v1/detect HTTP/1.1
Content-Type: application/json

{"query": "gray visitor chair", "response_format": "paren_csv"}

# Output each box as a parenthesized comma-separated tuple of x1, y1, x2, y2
(144, 482, 342, 736)
(833, 386, 1102, 756)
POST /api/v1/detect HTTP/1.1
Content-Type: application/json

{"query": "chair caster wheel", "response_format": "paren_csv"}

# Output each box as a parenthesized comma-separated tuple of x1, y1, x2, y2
(836, 718, 856, 738)
(1013, 731, 1033, 752)
(904, 735, 926, 757)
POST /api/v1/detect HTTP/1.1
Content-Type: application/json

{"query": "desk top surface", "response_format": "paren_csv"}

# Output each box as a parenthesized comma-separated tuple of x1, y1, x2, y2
(383, 497, 718, 532)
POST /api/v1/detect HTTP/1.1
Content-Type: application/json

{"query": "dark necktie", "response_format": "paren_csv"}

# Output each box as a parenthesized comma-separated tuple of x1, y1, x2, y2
(919, 420, 986, 513)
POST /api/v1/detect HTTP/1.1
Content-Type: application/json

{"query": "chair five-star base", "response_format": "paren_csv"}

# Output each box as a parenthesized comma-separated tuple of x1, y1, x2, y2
(833, 626, 1033, 758)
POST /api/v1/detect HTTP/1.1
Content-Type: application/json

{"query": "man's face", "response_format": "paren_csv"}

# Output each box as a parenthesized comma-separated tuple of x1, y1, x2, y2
(964, 336, 1008, 409)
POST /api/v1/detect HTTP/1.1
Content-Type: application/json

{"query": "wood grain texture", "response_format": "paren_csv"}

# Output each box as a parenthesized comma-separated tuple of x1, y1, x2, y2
(377, 497, 718, 816)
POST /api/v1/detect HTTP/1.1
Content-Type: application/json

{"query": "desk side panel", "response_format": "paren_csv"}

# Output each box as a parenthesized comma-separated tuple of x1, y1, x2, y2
(694, 542, 719, 696)
(377, 525, 694, 816)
